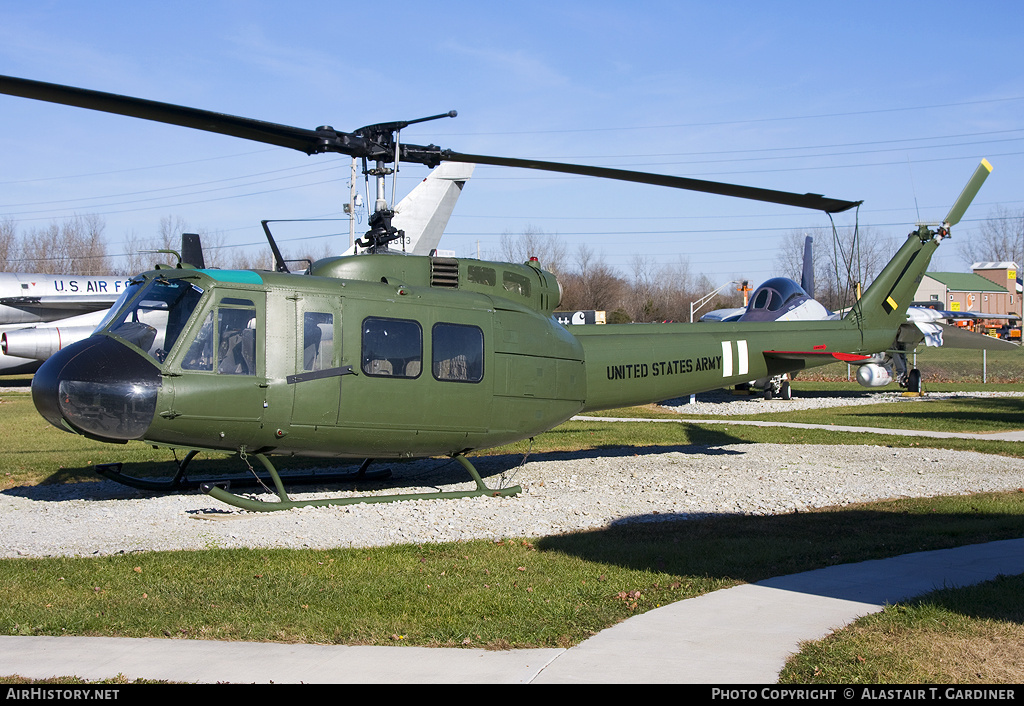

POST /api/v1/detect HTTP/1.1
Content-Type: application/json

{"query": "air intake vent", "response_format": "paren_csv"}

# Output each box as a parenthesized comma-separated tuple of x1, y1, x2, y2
(430, 257, 460, 288)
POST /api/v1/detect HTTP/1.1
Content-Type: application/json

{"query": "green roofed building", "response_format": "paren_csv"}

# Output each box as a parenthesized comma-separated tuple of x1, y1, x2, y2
(914, 262, 1021, 322)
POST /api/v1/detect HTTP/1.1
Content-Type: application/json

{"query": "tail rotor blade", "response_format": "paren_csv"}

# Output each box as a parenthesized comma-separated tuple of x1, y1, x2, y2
(944, 159, 992, 226)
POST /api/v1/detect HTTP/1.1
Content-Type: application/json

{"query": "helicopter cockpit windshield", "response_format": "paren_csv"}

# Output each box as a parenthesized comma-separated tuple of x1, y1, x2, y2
(100, 278, 205, 364)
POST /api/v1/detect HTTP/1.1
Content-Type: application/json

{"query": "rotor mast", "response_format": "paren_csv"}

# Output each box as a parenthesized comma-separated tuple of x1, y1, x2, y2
(352, 111, 459, 253)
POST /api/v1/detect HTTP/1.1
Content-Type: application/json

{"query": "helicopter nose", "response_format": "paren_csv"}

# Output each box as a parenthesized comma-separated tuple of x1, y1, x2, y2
(32, 335, 161, 442)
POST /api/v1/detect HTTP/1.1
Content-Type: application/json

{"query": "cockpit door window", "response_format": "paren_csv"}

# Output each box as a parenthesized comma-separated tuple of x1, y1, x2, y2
(181, 297, 257, 375)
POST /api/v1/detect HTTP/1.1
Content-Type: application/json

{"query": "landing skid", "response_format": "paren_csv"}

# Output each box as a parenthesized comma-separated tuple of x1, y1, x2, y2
(202, 453, 521, 512)
(95, 452, 392, 492)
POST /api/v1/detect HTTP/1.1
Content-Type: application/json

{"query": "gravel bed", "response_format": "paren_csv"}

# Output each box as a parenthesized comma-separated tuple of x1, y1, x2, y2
(4, 388, 1024, 558)
(4, 445, 1022, 559)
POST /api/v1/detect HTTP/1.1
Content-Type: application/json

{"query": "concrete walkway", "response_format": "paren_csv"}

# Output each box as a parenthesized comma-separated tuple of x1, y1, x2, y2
(3, 538, 1022, 684)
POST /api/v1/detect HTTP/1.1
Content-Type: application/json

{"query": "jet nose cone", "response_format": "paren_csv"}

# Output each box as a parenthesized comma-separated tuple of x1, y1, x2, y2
(32, 335, 161, 442)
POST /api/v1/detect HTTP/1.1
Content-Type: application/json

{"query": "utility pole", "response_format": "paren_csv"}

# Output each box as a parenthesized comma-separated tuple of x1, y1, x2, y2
(349, 157, 357, 248)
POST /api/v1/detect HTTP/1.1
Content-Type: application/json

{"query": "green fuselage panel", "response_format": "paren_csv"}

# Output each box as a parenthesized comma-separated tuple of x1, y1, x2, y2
(573, 320, 868, 412)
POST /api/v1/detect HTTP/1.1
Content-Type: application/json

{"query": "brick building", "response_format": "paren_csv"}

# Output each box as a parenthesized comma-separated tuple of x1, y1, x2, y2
(913, 261, 1021, 331)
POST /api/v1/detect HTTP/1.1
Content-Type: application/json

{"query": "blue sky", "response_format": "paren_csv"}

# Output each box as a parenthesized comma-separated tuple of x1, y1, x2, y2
(1, 1, 1021, 285)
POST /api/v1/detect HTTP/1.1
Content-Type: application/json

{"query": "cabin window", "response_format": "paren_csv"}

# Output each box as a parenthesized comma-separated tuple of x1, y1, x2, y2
(361, 317, 422, 378)
(432, 323, 484, 383)
(303, 312, 334, 371)
(180, 298, 257, 375)
(468, 266, 496, 287)
(503, 271, 531, 297)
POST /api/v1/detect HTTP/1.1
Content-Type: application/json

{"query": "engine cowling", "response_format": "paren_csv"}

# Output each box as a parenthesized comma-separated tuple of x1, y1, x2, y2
(856, 363, 893, 388)
(1, 325, 96, 361)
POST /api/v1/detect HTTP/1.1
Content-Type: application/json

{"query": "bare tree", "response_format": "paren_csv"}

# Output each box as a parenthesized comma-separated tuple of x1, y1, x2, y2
(656, 258, 700, 322)
(774, 226, 895, 311)
(625, 254, 662, 322)
(117, 215, 228, 273)
(65, 214, 108, 275)
(0, 217, 17, 271)
(15, 215, 108, 274)
(227, 247, 275, 271)
(18, 223, 61, 273)
(572, 244, 626, 312)
(499, 226, 567, 275)
(119, 229, 151, 275)
(958, 205, 1024, 267)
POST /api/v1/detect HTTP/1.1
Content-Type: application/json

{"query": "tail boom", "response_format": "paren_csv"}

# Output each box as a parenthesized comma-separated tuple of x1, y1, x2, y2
(573, 321, 867, 412)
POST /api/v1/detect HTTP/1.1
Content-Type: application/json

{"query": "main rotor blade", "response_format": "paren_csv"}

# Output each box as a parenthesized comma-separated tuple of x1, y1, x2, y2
(440, 151, 862, 213)
(1, 74, 862, 214)
(0, 74, 368, 156)
(943, 158, 992, 226)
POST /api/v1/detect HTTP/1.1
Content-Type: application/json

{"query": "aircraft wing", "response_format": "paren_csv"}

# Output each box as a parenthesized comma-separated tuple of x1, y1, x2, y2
(907, 306, 1019, 323)
(0, 294, 120, 310)
(699, 307, 745, 322)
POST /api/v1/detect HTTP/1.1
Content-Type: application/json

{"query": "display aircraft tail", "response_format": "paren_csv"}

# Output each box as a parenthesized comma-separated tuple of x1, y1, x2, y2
(342, 161, 474, 257)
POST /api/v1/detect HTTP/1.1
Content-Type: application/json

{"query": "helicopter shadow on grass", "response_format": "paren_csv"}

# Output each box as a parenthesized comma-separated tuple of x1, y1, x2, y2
(6, 424, 750, 503)
(841, 396, 1024, 430)
(471, 422, 748, 473)
(535, 505, 1024, 609)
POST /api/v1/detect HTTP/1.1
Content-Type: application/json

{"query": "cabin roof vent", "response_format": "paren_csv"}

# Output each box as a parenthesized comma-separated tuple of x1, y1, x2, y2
(430, 257, 460, 288)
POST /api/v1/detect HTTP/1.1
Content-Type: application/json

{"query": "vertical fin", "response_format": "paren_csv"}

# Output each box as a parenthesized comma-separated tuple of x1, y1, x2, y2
(800, 235, 814, 297)
(846, 230, 938, 329)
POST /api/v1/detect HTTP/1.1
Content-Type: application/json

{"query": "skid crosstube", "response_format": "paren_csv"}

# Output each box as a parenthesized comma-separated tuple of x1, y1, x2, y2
(202, 453, 521, 512)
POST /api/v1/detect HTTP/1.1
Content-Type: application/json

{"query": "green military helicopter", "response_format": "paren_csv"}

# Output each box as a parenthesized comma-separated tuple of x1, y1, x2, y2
(0, 75, 992, 512)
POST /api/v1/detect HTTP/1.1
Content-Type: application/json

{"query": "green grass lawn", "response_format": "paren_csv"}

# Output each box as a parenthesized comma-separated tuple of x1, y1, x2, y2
(2, 372, 1024, 683)
(3, 492, 1023, 651)
(780, 573, 1024, 684)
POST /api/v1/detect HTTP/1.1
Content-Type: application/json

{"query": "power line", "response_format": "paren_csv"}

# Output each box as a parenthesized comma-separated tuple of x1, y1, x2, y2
(0, 147, 280, 185)
(425, 95, 1024, 137)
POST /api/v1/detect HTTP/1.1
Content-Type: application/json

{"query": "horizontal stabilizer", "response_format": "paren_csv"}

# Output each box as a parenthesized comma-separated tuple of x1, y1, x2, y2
(907, 306, 1018, 323)
(935, 323, 1019, 350)
(765, 350, 870, 363)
